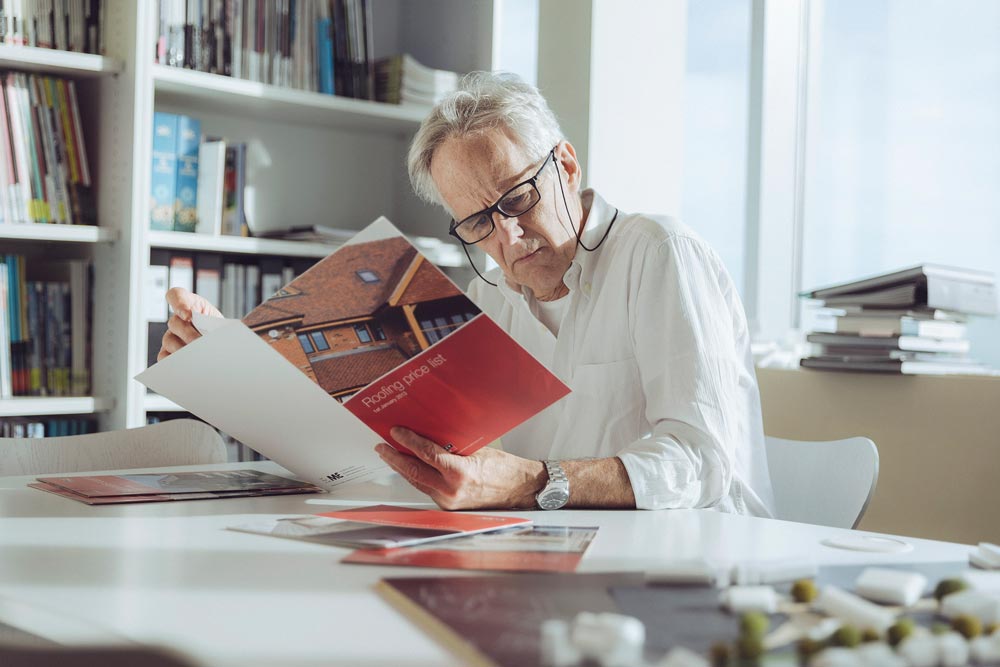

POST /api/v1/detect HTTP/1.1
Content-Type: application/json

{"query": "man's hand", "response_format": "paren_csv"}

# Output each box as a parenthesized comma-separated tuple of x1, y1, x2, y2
(157, 287, 223, 362)
(375, 427, 546, 510)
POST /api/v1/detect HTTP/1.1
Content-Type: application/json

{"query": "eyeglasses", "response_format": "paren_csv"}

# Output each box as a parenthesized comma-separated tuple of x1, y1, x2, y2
(448, 149, 556, 245)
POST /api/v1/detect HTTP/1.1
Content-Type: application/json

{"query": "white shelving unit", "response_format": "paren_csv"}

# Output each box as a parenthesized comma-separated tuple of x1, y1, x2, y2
(2, 2, 507, 434)
(0, 45, 122, 77)
(152, 65, 427, 134)
(0, 224, 117, 244)
(148, 230, 335, 259)
(0, 397, 114, 418)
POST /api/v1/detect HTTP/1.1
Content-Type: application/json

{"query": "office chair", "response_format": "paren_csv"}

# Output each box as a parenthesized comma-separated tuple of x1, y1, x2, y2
(0, 418, 227, 476)
(765, 435, 879, 529)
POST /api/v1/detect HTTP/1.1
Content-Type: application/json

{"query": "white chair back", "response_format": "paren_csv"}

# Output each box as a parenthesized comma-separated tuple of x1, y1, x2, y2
(765, 435, 879, 529)
(0, 419, 227, 476)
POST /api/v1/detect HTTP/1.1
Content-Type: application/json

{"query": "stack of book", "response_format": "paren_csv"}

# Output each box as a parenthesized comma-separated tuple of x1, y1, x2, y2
(800, 264, 997, 375)
(0, 2, 105, 54)
(155, 0, 376, 100)
(0, 74, 96, 226)
(374, 54, 459, 106)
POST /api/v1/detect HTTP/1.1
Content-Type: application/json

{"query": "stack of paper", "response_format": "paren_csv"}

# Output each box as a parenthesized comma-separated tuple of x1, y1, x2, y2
(375, 54, 459, 106)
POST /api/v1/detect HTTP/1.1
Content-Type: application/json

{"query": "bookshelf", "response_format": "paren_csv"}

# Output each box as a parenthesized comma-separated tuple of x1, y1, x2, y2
(0, 2, 503, 434)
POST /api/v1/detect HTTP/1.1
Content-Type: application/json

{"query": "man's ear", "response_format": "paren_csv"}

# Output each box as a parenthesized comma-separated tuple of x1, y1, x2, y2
(555, 141, 583, 191)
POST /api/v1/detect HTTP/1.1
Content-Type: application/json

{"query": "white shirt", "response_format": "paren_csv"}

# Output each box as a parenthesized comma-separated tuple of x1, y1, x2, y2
(467, 190, 775, 516)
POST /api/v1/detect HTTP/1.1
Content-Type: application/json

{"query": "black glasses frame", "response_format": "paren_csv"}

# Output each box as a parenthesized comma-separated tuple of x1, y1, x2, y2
(448, 148, 556, 246)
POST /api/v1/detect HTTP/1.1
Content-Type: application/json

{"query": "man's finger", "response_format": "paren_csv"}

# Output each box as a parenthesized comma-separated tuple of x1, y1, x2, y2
(377, 443, 446, 491)
(390, 427, 452, 470)
(166, 287, 223, 320)
(157, 331, 186, 361)
(167, 314, 203, 345)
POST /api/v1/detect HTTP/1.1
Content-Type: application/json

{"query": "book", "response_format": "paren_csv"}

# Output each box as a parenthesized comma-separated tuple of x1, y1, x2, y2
(803, 264, 997, 316)
(150, 112, 179, 231)
(230, 504, 532, 550)
(342, 524, 599, 573)
(806, 332, 971, 355)
(800, 357, 993, 376)
(195, 139, 226, 235)
(136, 217, 570, 491)
(174, 114, 201, 232)
(29, 469, 323, 505)
(832, 315, 966, 340)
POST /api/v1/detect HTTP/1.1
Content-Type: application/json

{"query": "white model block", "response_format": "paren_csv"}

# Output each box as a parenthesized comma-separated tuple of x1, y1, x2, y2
(719, 585, 778, 614)
(971, 551, 1000, 571)
(808, 647, 864, 667)
(655, 646, 709, 667)
(971, 633, 1000, 663)
(571, 612, 645, 667)
(854, 568, 927, 606)
(962, 569, 1000, 593)
(814, 586, 896, 632)
(646, 559, 723, 586)
(540, 619, 581, 667)
(856, 642, 907, 667)
(978, 542, 1000, 566)
(936, 631, 970, 667)
(897, 636, 938, 667)
(940, 589, 1000, 624)
(732, 558, 818, 585)
(807, 617, 844, 641)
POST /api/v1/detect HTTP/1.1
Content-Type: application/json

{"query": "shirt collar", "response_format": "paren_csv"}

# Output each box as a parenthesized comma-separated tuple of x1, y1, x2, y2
(496, 188, 618, 304)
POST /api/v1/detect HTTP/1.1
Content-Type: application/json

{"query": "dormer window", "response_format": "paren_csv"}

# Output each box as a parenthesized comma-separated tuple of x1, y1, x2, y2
(356, 270, 380, 284)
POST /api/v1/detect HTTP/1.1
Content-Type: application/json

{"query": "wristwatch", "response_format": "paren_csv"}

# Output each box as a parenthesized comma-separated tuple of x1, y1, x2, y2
(536, 460, 570, 510)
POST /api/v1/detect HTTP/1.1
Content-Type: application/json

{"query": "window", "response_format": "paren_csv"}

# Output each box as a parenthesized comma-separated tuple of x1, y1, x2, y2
(309, 331, 329, 352)
(799, 0, 1000, 365)
(356, 270, 380, 284)
(681, 0, 752, 296)
(354, 324, 373, 343)
(371, 323, 386, 341)
(297, 334, 314, 354)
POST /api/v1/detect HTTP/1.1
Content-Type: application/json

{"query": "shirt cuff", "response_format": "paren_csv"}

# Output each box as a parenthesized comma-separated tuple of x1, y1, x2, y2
(617, 438, 726, 510)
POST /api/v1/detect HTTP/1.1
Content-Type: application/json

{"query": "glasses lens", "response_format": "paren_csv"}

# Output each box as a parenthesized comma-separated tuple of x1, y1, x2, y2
(497, 182, 540, 217)
(454, 213, 494, 244)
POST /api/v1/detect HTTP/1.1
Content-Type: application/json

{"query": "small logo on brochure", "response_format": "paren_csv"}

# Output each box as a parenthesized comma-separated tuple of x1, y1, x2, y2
(325, 472, 345, 483)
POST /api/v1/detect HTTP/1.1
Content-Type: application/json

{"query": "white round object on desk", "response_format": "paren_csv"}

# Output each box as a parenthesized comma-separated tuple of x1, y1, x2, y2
(820, 534, 914, 554)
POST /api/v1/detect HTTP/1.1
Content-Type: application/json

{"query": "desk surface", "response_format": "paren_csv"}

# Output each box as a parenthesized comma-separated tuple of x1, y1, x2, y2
(0, 462, 975, 667)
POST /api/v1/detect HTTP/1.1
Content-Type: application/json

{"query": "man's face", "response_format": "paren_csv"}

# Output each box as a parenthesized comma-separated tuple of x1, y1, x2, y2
(430, 130, 581, 299)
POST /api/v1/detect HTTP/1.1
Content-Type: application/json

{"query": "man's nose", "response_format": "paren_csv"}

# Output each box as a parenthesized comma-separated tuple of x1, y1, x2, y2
(495, 215, 524, 245)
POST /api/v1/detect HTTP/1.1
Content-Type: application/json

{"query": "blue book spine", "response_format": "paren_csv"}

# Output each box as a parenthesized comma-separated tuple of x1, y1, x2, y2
(150, 112, 179, 231)
(174, 115, 201, 233)
(317, 17, 334, 95)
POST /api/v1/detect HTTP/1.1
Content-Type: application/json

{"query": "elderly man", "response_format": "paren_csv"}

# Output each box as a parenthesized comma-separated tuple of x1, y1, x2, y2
(160, 72, 774, 516)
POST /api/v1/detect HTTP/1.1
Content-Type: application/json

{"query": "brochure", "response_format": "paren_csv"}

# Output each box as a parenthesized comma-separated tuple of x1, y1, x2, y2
(229, 504, 532, 549)
(342, 524, 599, 573)
(30, 469, 322, 505)
(136, 218, 570, 491)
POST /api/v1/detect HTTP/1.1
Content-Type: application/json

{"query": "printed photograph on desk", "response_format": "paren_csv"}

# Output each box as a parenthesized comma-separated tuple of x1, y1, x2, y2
(136, 218, 570, 491)
(343, 525, 599, 573)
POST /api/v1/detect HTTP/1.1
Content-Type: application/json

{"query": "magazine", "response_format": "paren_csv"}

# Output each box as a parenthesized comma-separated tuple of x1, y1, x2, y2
(342, 524, 599, 573)
(229, 504, 532, 549)
(30, 469, 322, 505)
(137, 218, 570, 491)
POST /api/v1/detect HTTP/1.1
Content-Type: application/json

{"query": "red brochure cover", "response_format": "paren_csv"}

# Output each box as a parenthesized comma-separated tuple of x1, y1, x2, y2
(319, 504, 530, 533)
(342, 525, 598, 573)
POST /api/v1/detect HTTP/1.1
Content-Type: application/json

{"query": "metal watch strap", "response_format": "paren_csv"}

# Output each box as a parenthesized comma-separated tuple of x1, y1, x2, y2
(544, 460, 568, 485)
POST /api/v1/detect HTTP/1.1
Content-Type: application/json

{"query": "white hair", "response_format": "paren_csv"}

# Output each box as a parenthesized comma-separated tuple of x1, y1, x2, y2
(407, 71, 564, 212)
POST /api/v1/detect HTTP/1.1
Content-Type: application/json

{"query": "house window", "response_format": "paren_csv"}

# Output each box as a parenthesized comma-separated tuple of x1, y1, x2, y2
(354, 323, 373, 343)
(309, 331, 330, 351)
(298, 334, 315, 354)
(371, 323, 387, 341)
(356, 270, 380, 283)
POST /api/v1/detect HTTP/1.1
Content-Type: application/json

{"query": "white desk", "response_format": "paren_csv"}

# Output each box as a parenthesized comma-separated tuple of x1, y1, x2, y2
(0, 462, 975, 667)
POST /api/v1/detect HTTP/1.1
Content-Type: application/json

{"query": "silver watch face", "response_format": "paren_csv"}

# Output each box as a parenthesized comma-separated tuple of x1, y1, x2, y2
(538, 489, 569, 510)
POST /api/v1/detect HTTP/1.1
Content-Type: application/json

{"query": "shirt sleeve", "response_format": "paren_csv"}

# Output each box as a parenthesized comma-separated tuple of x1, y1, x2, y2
(616, 234, 753, 510)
